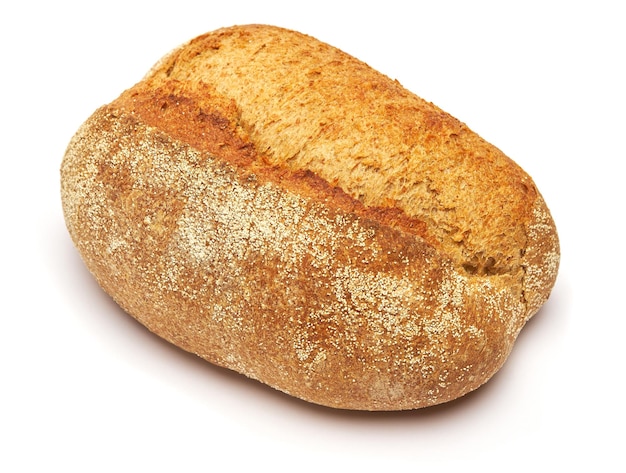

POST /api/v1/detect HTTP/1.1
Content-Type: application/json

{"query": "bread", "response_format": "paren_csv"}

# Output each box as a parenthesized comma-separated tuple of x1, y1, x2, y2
(61, 24, 559, 411)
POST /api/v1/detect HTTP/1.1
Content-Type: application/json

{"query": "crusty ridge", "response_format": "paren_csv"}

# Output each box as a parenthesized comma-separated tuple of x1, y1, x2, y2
(115, 82, 433, 244)
(143, 24, 543, 280)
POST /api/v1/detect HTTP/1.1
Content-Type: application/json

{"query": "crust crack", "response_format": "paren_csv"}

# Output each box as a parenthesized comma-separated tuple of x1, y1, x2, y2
(114, 83, 437, 247)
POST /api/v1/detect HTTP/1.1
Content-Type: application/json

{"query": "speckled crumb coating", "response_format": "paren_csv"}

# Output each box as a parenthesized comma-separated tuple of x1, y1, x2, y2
(61, 25, 559, 410)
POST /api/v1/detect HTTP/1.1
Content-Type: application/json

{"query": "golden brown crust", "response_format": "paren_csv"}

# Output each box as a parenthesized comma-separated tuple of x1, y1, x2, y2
(145, 24, 541, 278)
(61, 24, 559, 410)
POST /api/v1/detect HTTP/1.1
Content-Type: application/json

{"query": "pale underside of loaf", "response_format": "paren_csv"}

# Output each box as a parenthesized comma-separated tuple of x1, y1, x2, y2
(61, 25, 559, 410)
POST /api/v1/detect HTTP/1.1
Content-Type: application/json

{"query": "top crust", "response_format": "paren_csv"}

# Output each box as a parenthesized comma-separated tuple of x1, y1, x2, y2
(61, 24, 559, 410)
(142, 24, 541, 279)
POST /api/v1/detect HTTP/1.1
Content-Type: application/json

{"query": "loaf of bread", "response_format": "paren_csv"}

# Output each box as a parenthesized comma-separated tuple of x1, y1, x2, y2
(61, 24, 559, 410)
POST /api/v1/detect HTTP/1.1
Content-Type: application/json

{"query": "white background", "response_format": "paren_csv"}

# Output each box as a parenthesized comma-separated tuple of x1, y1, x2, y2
(2, 1, 623, 471)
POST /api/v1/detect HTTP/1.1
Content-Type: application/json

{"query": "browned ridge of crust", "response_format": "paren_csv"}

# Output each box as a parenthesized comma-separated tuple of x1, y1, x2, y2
(61, 24, 560, 410)
(116, 82, 434, 244)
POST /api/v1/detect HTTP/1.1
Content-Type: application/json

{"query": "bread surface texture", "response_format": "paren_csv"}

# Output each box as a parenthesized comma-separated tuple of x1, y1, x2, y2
(61, 24, 559, 410)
